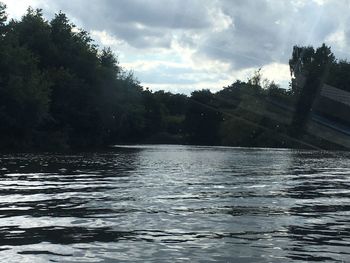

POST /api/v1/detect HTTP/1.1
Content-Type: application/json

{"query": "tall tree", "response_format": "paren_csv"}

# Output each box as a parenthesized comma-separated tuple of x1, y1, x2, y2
(289, 44, 335, 135)
(0, 2, 6, 35)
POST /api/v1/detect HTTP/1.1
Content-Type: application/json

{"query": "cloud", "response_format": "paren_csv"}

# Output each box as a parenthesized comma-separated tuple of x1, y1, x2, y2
(1, 0, 42, 18)
(197, 0, 343, 70)
(2, 0, 350, 94)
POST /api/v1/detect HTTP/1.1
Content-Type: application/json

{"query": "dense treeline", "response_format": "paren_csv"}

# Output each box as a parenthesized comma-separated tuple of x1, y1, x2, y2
(0, 4, 192, 150)
(0, 4, 349, 151)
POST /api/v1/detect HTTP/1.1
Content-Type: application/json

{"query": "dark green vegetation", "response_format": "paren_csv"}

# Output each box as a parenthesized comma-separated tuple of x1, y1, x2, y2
(0, 4, 349, 151)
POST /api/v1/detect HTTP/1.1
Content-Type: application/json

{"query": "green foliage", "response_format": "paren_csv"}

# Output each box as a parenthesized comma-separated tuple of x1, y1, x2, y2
(0, 41, 51, 148)
(0, 4, 131, 149)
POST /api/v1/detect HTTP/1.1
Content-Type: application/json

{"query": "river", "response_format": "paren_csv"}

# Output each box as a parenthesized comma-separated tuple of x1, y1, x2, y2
(0, 145, 349, 262)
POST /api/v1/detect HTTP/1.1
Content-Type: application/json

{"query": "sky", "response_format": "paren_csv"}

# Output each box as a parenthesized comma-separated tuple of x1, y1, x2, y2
(2, 0, 350, 94)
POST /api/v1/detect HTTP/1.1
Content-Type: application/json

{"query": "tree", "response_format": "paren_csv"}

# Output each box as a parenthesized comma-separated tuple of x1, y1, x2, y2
(289, 44, 335, 136)
(185, 90, 223, 145)
(0, 44, 51, 148)
(0, 2, 7, 35)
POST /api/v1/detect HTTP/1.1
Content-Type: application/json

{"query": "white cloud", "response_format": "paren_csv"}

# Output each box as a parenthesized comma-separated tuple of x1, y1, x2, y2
(326, 30, 346, 49)
(91, 30, 126, 47)
(261, 63, 291, 85)
(1, 0, 39, 18)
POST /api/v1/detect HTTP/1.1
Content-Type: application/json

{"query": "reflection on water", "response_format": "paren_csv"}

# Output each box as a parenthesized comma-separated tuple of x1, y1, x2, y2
(0, 145, 349, 262)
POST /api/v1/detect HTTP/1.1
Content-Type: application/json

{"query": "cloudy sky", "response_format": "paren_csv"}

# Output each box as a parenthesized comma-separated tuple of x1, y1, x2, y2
(2, 0, 350, 94)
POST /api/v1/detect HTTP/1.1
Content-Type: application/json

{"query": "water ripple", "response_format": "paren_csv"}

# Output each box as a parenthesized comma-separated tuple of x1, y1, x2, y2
(0, 146, 349, 262)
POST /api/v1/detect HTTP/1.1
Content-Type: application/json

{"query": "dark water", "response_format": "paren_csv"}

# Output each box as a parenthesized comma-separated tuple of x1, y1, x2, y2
(0, 145, 349, 262)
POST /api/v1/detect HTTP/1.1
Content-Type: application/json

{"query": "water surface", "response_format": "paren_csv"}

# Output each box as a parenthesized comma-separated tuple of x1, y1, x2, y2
(0, 145, 349, 262)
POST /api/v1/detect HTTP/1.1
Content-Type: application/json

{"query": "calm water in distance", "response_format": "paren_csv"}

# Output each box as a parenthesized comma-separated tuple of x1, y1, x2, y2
(0, 145, 349, 262)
